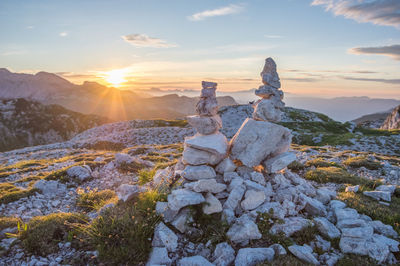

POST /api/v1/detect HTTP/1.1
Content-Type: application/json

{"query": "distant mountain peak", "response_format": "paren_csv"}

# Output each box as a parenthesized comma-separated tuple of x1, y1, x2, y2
(0, 68, 11, 73)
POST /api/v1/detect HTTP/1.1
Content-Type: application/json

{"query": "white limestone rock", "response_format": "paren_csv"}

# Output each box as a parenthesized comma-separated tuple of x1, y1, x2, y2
(255, 85, 279, 98)
(270, 244, 287, 256)
(334, 207, 359, 221)
(203, 193, 223, 214)
(212, 242, 235, 266)
(329, 200, 346, 210)
(187, 115, 222, 135)
(223, 171, 240, 183)
(302, 195, 327, 217)
(33, 179, 66, 195)
(187, 179, 226, 194)
(181, 165, 216, 181)
(255, 202, 286, 220)
(178, 255, 214, 266)
(215, 157, 236, 174)
(66, 165, 92, 181)
(167, 189, 205, 211)
(152, 222, 178, 252)
(316, 188, 335, 204)
(234, 248, 275, 266)
(363, 191, 391, 202)
(230, 119, 291, 167)
(250, 171, 266, 186)
(241, 190, 266, 211)
(156, 201, 179, 223)
(369, 220, 398, 238)
(288, 244, 319, 265)
(223, 184, 246, 210)
(221, 208, 236, 225)
(146, 247, 171, 266)
(270, 217, 311, 237)
(182, 146, 223, 166)
(228, 176, 244, 192)
(196, 97, 218, 117)
(375, 185, 396, 194)
(341, 225, 373, 239)
(184, 132, 228, 163)
(260, 57, 281, 89)
(314, 217, 341, 239)
(227, 215, 262, 245)
(263, 152, 296, 173)
(116, 184, 145, 202)
(253, 98, 283, 122)
(171, 208, 193, 233)
(345, 185, 359, 193)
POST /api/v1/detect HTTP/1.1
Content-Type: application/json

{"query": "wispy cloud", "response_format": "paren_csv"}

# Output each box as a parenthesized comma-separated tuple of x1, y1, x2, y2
(283, 77, 321, 82)
(121, 34, 177, 48)
(188, 4, 244, 21)
(311, 0, 400, 28)
(1, 50, 27, 56)
(59, 32, 68, 37)
(264, 35, 283, 39)
(342, 76, 400, 84)
(349, 44, 400, 60)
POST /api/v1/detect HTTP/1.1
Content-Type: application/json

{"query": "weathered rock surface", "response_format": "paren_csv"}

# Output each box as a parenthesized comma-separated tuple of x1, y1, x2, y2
(212, 242, 235, 266)
(270, 217, 311, 236)
(116, 184, 145, 202)
(235, 248, 274, 266)
(167, 189, 205, 211)
(227, 215, 262, 245)
(152, 222, 178, 252)
(178, 255, 214, 266)
(66, 165, 92, 181)
(203, 193, 222, 214)
(241, 190, 266, 211)
(147, 247, 172, 265)
(314, 217, 341, 239)
(230, 119, 291, 167)
(260, 57, 281, 88)
(288, 244, 319, 265)
(263, 152, 296, 173)
(381, 105, 400, 130)
(181, 165, 216, 180)
(187, 115, 222, 135)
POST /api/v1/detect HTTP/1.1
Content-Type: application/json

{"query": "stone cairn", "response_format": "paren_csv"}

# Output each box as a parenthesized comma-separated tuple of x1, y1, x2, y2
(150, 59, 302, 265)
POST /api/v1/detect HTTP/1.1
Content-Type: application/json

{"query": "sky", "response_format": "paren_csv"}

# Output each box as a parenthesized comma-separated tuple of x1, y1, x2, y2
(0, 0, 399, 99)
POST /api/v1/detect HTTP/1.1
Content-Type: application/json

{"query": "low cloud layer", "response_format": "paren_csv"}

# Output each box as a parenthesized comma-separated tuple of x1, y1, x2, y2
(122, 34, 177, 48)
(188, 4, 244, 21)
(342, 76, 400, 84)
(349, 44, 400, 60)
(312, 0, 400, 28)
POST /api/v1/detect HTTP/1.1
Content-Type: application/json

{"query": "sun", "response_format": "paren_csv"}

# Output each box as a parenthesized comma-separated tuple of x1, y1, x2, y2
(104, 69, 127, 87)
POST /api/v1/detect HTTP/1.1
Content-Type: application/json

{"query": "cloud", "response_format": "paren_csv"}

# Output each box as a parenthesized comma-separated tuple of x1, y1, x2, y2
(342, 76, 400, 84)
(188, 4, 244, 21)
(311, 0, 400, 28)
(349, 44, 400, 60)
(283, 77, 321, 82)
(59, 32, 68, 37)
(121, 34, 177, 48)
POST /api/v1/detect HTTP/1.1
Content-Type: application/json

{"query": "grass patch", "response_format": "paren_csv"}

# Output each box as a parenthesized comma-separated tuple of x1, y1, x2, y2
(44, 167, 70, 183)
(0, 216, 20, 231)
(305, 167, 381, 189)
(117, 161, 146, 173)
(76, 189, 117, 212)
(0, 182, 38, 204)
(336, 254, 379, 266)
(355, 127, 400, 136)
(83, 190, 166, 264)
(141, 155, 170, 163)
(337, 191, 400, 234)
(20, 213, 87, 256)
(290, 225, 319, 245)
(343, 156, 382, 170)
(138, 168, 156, 185)
(305, 158, 340, 168)
(85, 141, 125, 151)
(153, 119, 188, 128)
(287, 161, 305, 172)
(258, 255, 312, 266)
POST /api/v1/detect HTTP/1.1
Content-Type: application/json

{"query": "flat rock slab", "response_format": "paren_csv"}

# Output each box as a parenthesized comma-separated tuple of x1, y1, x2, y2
(152, 222, 178, 252)
(185, 132, 228, 158)
(230, 119, 291, 168)
(203, 192, 222, 214)
(181, 165, 216, 181)
(288, 245, 319, 265)
(187, 115, 222, 135)
(263, 152, 296, 173)
(363, 191, 391, 202)
(167, 189, 205, 211)
(270, 217, 311, 237)
(178, 255, 214, 266)
(235, 248, 275, 266)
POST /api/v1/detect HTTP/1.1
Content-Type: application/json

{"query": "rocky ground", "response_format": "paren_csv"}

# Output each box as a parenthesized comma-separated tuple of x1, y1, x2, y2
(0, 106, 399, 265)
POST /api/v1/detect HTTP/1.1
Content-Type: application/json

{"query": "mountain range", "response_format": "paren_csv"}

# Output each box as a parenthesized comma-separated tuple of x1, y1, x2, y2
(0, 69, 236, 121)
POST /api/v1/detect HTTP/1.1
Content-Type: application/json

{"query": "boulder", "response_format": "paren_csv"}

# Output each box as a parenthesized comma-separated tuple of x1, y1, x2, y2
(215, 158, 236, 174)
(212, 242, 235, 266)
(341, 226, 373, 239)
(234, 248, 274, 266)
(152, 222, 178, 252)
(255, 202, 286, 220)
(314, 217, 341, 239)
(223, 184, 246, 210)
(254, 85, 277, 98)
(181, 165, 216, 181)
(156, 201, 179, 223)
(66, 165, 92, 181)
(227, 215, 262, 245)
(339, 237, 368, 255)
(178, 255, 214, 266)
(182, 146, 223, 165)
(253, 99, 283, 122)
(241, 190, 266, 211)
(270, 217, 311, 237)
(363, 191, 391, 202)
(187, 115, 222, 135)
(250, 171, 266, 186)
(187, 179, 226, 194)
(369, 220, 398, 238)
(116, 184, 145, 202)
(203, 193, 223, 214)
(33, 179, 66, 195)
(146, 247, 171, 265)
(167, 189, 205, 211)
(264, 152, 296, 173)
(288, 245, 319, 265)
(316, 188, 335, 204)
(260, 58, 281, 88)
(185, 132, 228, 160)
(171, 208, 193, 233)
(230, 119, 291, 167)
(196, 97, 218, 116)
(334, 207, 359, 221)
(375, 185, 396, 194)
(302, 195, 327, 217)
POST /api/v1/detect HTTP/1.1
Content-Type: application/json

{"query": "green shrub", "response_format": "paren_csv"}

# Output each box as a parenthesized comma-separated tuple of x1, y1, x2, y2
(21, 213, 87, 256)
(76, 189, 117, 212)
(84, 190, 166, 264)
(343, 156, 382, 170)
(287, 161, 305, 171)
